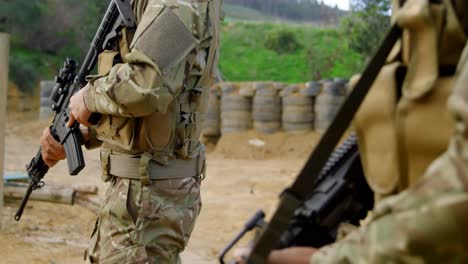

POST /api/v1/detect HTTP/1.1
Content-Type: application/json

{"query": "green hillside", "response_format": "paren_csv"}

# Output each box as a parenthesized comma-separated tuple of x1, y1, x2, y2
(7, 22, 365, 92)
(2, 1, 365, 92)
(223, 4, 275, 22)
(224, 0, 345, 23)
(219, 22, 364, 83)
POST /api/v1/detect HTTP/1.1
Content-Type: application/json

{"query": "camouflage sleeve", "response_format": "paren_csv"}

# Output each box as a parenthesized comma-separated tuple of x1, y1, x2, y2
(311, 44, 468, 264)
(83, 49, 173, 118)
(311, 169, 468, 263)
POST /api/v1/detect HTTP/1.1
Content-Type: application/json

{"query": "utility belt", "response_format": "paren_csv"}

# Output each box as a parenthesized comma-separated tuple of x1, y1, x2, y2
(100, 150, 206, 185)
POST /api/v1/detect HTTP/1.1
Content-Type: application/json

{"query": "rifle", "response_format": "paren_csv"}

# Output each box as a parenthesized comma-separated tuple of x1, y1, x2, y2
(277, 134, 373, 248)
(14, 0, 136, 221)
(218, 134, 374, 263)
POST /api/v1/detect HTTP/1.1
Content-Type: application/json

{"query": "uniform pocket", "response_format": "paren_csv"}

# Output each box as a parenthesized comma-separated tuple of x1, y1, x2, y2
(132, 178, 202, 254)
(99, 244, 149, 264)
(86, 217, 101, 263)
(96, 115, 136, 151)
(98, 179, 136, 256)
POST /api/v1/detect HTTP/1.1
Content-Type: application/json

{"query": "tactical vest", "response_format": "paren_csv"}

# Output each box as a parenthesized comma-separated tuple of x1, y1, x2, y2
(354, 0, 467, 201)
(93, 0, 221, 182)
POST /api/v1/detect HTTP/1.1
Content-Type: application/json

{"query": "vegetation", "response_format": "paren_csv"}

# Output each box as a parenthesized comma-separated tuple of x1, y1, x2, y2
(0, 0, 369, 93)
(224, 0, 346, 23)
(264, 29, 302, 54)
(341, 0, 391, 57)
(223, 4, 275, 22)
(0, 0, 109, 93)
(220, 22, 364, 83)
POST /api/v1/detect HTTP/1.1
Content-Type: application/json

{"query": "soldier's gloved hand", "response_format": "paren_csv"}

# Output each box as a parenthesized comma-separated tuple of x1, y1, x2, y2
(40, 126, 90, 167)
(233, 247, 317, 264)
(68, 86, 92, 127)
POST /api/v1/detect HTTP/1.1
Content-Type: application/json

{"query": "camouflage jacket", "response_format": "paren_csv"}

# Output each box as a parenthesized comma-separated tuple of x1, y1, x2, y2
(311, 43, 468, 264)
(82, 0, 220, 158)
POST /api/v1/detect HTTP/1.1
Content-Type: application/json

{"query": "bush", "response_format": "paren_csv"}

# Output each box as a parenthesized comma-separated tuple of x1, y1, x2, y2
(264, 29, 302, 54)
(340, 0, 391, 57)
(10, 56, 40, 94)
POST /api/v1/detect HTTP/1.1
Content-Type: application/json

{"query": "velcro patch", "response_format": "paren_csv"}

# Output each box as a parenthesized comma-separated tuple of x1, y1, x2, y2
(133, 6, 198, 71)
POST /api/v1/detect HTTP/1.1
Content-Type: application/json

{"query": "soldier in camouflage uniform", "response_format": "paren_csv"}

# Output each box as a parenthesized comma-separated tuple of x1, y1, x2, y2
(41, 0, 222, 263)
(234, 0, 468, 263)
(309, 45, 468, 262)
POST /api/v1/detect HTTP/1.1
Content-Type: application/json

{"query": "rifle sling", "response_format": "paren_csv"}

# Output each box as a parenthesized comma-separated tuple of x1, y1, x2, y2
(246, 23, 403, 264)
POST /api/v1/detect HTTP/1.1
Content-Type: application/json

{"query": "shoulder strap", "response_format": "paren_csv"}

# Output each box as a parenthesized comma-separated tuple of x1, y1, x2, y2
(115, 0, 136, 29)
(198, 0, 221, 87)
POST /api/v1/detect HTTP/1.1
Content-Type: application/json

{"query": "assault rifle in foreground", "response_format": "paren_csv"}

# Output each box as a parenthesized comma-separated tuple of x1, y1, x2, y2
(277, 134, 373, 248)
(219, 134, 374, 263)
(14, 0, 136, 221)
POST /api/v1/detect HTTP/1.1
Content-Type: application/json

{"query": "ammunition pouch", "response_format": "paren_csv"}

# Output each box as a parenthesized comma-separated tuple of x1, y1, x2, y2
(98, 51, 121, 76)
(95, 115, 137, 152)
(354, 62, 403, 198)
(355, 0, 466, 200)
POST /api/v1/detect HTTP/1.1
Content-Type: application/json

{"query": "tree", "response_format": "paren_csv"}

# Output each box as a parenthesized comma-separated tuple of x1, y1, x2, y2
(223, 0, 345, 22)
(341, 0, 391, 57)
(0, 0, 110, 93)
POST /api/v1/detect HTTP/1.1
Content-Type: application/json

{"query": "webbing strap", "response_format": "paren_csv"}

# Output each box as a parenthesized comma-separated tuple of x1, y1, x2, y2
(198, 0, 220, 86)
(108, 153, 205, 180)
(246, 23, 403, 264)
(100, 149, 111, 182)
(139, 152, 152, 185)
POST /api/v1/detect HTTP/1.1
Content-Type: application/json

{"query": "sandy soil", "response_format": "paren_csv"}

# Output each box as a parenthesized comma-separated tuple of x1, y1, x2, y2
(0, 115, 319, 264)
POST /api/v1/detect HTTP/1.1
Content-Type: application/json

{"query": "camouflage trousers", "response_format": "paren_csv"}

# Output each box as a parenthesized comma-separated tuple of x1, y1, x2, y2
(86, 175, 202, 264)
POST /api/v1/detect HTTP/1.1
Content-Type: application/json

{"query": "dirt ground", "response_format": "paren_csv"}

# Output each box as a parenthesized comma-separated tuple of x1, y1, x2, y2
(0, 114, 320, 264)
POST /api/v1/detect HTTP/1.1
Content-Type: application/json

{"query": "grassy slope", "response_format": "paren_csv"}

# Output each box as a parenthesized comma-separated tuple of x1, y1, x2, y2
(10, 5, 363, 91)
(223, 4, 275, 22)
(219, 22, 364, 83)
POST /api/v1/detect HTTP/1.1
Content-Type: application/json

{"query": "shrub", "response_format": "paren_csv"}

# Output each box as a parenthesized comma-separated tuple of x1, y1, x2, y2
(10, 56, 40, 94)
(264, 29, 302, 54)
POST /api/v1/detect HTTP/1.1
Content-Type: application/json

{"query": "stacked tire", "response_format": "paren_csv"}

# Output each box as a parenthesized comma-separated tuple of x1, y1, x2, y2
(220, 83, 253, 134)
(281, 84, 316, 134)
(202, 84, 221, 137)
(40, 80, 55, 119)
(315, 80, 348, 131)
(252, 82, 282, 134)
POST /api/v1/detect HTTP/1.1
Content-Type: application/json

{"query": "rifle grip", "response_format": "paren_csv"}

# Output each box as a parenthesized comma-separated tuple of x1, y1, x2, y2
(63, 131, 85, 175)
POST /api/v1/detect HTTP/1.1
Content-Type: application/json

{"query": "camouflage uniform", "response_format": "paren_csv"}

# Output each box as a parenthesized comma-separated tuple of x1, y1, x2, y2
(82, 0, 221, 263)
(311, 1, 468, 262)
(311, 46, 468, 262)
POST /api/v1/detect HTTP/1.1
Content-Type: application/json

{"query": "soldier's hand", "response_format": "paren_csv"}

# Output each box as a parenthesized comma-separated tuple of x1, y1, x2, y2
(40, 127, 66, 167)
(233, 247, 317, 264)
(68, 87, 92, 127)
(266, 247, 317, 264)
(40, 126, 90, 167)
